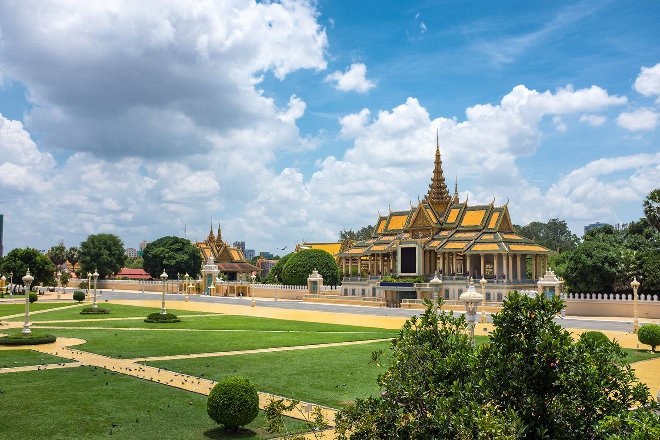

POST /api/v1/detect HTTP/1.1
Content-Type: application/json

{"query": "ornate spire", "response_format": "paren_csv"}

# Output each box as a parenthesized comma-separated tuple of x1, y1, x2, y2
(206, 224, 215, 244)
(425, 133, 451, 205)
(216, 222, 223, 245)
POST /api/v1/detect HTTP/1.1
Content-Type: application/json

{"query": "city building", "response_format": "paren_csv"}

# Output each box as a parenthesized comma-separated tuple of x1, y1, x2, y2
(584, 222, 610, 235)
(125, 247, 138, 259)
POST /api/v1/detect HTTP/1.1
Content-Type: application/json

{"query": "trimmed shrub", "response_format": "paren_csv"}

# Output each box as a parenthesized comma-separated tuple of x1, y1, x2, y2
(638, 324, 660, 352)
(72, 290, 86, 302)
(80, 307, 109, 315)
(579, 330, 611, 347)
(207, 376, 259, 430)
(0, 333, 57, 346)
(144, 312, 180, 323)
(28, 292, 38, 303)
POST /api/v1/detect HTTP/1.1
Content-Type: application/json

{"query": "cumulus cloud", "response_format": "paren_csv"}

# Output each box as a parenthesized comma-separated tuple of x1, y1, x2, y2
(579, 114, 606, 126)
(616, 108, 660, 131)
(324, 63, 376, 93)
(634, 63, 660, 98)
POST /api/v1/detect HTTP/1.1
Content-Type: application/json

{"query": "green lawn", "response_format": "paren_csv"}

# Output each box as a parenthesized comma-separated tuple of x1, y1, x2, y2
(0, 302, 75, 317)
(2, 303, 212, 321)
(0, 350, 75, 368)
(0, 368, 307, 440)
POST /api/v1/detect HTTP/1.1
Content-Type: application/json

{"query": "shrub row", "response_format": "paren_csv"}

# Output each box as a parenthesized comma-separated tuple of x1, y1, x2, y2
(144, 312, 180, 323)
(0, 333, 57, 346)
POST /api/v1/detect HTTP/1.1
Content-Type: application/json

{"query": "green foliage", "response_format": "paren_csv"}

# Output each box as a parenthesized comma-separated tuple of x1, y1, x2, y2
(643, 188, 660, 233)
(144, 312, 180, 323)
(265, 397, 329, 439)
(65, 246, 79, 270)
(0, 247, 57, 288)
(264, 254, 291, 284)
(72, 290, 86, 302)
(207, 376, 259, 430)
(59, 271, 71, 287)
(79, 233, 126, 279)
(80, 307, 109, 314)
(579, 330, 611, 347)
(0, 333, 57, 345)
(29, 292, 38, 303)
(563, 228, 622, 292)
(515, 218, 579, 252)
(339, 225, 375, 243)
(596, 407, 660, 439)
(142, 236, 202, 279)
(638, 324, 660, 352)
(281, 249, 339, 286)
(47, 240, 67, 269)
(336, 293, 658, 440)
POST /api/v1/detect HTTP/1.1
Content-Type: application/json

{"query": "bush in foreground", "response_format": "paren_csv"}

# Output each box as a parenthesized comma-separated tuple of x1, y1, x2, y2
(207, 376, 259, 430)
(29, 292, 38, 303)
(144, 312, 180, 323)
(638, 323, 660, 352)
(72, 290, 86, 302)
(0, 333, 56, 346)
(80, 307, 109, 315)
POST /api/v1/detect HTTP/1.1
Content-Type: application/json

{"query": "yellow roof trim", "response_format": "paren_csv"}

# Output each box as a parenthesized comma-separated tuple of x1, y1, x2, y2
(472, 244, 500, 251)
(509, 244, 548, 252)
(461, 209, 486, 227)
(447, 208, 460, 223)
(387, 214, 408, 230)
(443, 242, 468, 249)
(488, 211, 500, 229)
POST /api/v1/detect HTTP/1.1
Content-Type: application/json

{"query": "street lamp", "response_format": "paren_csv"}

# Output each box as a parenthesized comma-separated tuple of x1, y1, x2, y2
(22, 269, 34, 335)
(429, 273, 442, 303)
(480, 276, 487, 323)
(87, 272, 91, 300)
(160, 269, 168, 315)
(459, 278, 483, 345)
(631, 277, 640, 333)
(251, 272, 256, 307)
(1, 275, 5, 294)
(9, 271, 13, 297)
(92, 269, 99, 309)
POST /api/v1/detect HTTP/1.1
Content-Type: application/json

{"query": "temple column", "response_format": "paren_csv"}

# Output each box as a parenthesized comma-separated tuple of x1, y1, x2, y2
(480, 254, 485, 278)
(494, 254, 499, 281)
(507, 254, 513, 282)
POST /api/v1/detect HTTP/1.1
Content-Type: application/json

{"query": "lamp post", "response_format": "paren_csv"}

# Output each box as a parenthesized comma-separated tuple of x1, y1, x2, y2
(87, 272, 91, 301)
(429, 273, 442, 303)
(184, 272, 190, 302)
(9, 271, 13, 297)
(160, 269, 168, 315)
(459, 278, 483, 345)
(251, 272, 256, 307)
(22, 269, 34, 335)
(631, 277, 640, 333)
(1, 275, 5, 294)
(92, 269, 99, 309)
(480, 276, 487, 323)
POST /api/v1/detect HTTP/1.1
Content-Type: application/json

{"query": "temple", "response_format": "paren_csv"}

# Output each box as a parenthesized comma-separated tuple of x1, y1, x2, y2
(195, 224, 259, 281)
(336, 138, 553, 305)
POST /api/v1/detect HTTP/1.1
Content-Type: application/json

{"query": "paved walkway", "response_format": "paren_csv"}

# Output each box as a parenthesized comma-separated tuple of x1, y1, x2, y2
(2, 297, 660, 439)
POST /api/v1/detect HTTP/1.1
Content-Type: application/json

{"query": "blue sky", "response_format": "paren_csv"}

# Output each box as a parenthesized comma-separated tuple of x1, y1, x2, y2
(1, 0, 659, 256)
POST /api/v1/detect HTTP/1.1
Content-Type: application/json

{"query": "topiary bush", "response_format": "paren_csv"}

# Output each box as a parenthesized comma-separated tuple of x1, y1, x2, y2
(638, 324, 660, 352)
(72, 290, 86, 302)
(144, 312, 180, 323)
(579, 330, 611, 347)
(0, 333, 57, 346)
(80, 307, 109, 314)
(28, 292, 38, 303)
(207, 376, 259, 430)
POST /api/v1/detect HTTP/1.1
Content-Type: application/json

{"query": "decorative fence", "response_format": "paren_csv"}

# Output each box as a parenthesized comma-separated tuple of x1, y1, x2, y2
(564, 292, 659, 301)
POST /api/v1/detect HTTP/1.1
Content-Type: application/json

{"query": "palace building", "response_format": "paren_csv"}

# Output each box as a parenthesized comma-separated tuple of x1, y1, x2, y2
(195, 224, 259, 281)
(336, 139, 553, 306)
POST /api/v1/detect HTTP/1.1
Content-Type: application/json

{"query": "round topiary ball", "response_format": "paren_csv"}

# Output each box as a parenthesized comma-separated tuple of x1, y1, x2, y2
(638, 323, 660, 352)
(73, 290, 86, 302)
(29, 292, 38, 303)
(579, 330, 611, 347)
(207, 376, 259, 430)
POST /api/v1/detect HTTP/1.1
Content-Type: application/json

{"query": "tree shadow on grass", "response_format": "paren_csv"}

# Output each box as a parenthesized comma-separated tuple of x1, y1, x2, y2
(203, 426, 258, 439)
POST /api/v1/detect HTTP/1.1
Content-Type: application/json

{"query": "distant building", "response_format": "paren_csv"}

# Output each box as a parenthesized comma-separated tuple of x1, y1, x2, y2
(244, 249, 255, 260)
(257, 257, 277, 279)
(584, 222, 610, 235)
(114, 268, 151, 280)
(125, 247, 138, 258)
(138, 240, 149, 256)
(233, 241, 246, 253)
(260, 251, 274, 259)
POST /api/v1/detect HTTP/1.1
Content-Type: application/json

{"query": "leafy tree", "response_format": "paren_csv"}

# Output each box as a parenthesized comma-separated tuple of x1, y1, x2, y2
(0, 247, 56, 288)
(66, 246, 79, 271)
(264, 253, 292, 284)
(562, 225, 622, 292)
(515, 218, 578, 252)
(643, 188, 660, 232)
(339, 225, 375, 243)
(78, 234, 125, 279)
(638, 324, 660, 352)
(47, 240, 67, 272)
(281, 249, 339, 286)
(59, 271, 71, 288)
(207, 376, 259, 430)
(124, 257, 143, 269)
(336, 294, 659, 440)
(142, 236, 202, 279)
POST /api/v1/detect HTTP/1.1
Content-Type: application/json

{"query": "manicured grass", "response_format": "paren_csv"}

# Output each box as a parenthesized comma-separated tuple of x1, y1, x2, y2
(0, 302, 74, 317)
(2, 303, 211, 322)
(0, 350, 75, 368)
(0, 368, 307, 439)
(624, 348, 660, 363)
(146, 340, 392, 409)
(44, 327, 394, 358)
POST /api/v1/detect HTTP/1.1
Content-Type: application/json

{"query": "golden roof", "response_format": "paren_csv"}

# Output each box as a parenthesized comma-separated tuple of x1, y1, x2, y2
(443, 242, 468, 249)
(471, 243, 500, 251)
(487, 211, 500, 229)
(447, 208, 460, 223)
(509, 244, 550, 252)
(387, 214, 408, 231)
(460, 209, 486, 227)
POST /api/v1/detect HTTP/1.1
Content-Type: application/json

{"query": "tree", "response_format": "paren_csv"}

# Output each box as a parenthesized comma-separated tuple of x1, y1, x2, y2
(562, 225, 622, 292)
(78, 234, 126, 279)
(0, 247, 56, 288)
(336, 294, 659, 440)
(264, 253, 292, 284)
(66, 247, 79, 271)
(142, 236, 201, 279)
(281, 249, 339, 286)
(643, 188, 660, 233)
(516, 218, 578, 252)
(339, 225, 375, 243)
(47, 240, 67, 272)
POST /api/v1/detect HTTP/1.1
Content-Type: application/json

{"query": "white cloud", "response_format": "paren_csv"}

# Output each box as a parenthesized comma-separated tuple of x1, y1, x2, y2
(616, 108, 660, 131)
(324, 63, 376, 93)
(634, 63, 660, 98)
(579, 114, 606, 126)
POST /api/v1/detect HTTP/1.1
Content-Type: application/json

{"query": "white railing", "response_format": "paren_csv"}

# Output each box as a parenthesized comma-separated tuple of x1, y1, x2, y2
(564, 292, 659, 301)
